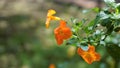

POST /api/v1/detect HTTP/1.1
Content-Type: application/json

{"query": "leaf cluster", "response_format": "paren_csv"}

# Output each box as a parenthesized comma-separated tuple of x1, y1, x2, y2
(67, 0, 120, 48)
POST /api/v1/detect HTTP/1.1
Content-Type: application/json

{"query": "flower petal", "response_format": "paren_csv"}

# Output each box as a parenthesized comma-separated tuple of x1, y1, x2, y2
(46, 9, 61, 28)
(60, 20, 67, 27)
(54, 27, 63, 45)
(88, 45, 95, 52)
(94, 53, 101, 61)
(45, 18, 51, 28)
(83, 53, 94, 64)
(77, 45, 101, 64)
(62, 27, 72, 39)
(53, 17, 61, 20)
(77, 48, 86, 56)
(47, 9, 56, 16)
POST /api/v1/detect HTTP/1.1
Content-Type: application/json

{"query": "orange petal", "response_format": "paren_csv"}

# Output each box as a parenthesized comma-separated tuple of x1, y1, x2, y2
(83, 53, 94, 64)
(94, 53, 101, 61)
(46, 9, 61, 28)
(88, 45, 95, 52)
(77, 48, 86, 56)
(77, 46, 101, 64)
(55, 34, 63, 45)
(51, 16, 61, 20)
(56, 37, 63, 45)
(45, 18, 51, 28)
(47, 9, 56, 16)
(62, 27, 72, 39)
(47, 9, 61, 20)
(54, 28, 63, 45)
(77, 48, 94, 64)
(60, 20, 67, 27)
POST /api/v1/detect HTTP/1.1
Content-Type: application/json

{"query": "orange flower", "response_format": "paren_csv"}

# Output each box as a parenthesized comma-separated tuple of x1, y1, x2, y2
(46, 9, 61, 28)
(77, 44, 101, 64)
(54, 20, 72, 45)
(49, 64, 56, 68)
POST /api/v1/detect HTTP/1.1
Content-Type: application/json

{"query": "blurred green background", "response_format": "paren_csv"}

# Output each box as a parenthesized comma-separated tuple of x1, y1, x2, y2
(0, 0, 119, 68)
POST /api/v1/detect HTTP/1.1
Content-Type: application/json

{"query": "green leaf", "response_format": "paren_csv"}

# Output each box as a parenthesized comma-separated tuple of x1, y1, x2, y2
(82, 7, 100, 13)
(92, 15, 101, 29)
(92, 7, 100, 13)
(83, 20, 95, 34)
(114, 22, 120, 32)
(70, 17, 77, 24)
(92, 11, 111, 29)
(100, 18, 111, 27)
(99, 11, 110, 20)
(104, 0, 116, 7)
(106, 25, 114, 35)
(115, 3, 120, 13)
(111, 14, 120, 19)
(66, 35, 78, 46)
(104, 0, 115, 3)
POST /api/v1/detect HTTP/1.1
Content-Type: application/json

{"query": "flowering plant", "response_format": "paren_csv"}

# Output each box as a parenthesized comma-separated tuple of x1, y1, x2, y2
(45, 0, 120, 66)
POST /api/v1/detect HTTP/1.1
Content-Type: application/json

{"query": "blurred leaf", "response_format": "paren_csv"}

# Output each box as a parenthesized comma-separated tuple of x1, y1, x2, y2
(106, 44, 120, 61)
(100, 18, 111, 27)
(66, 35, 78, 46)
(92, 7, 100, 13)
(99, 11, 110, 20)
(83, 20, 95, 33)
(104, 0, 115, 3)
(104, 0, 116, 8)
(115, 3, 120, 13)
(111, 14, 120, 19)
(114, 21, 120, 32)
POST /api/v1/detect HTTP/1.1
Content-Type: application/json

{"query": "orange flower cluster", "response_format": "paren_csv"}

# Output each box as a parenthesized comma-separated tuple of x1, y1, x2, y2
(45, 9, 101, 64)
(77, 44, 101, 64)
(46, 9, 72, 45)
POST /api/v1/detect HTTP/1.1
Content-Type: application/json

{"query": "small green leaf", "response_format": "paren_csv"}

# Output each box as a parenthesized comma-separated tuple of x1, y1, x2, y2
(92, 7, 100, 13)
(111, 14, 120, 19)
(99, 11, 110, 20)
(100, 18, 111, 27)
(104, 0, 115, 3)
(104, 0, 116, 8)
(115, 3, 120, 13)
(66, 35, 78, 46)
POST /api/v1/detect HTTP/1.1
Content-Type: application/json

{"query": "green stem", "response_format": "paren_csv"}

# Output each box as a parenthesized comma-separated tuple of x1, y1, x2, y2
(75, 29, 82, 43)
(70, 21, 82, 44)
